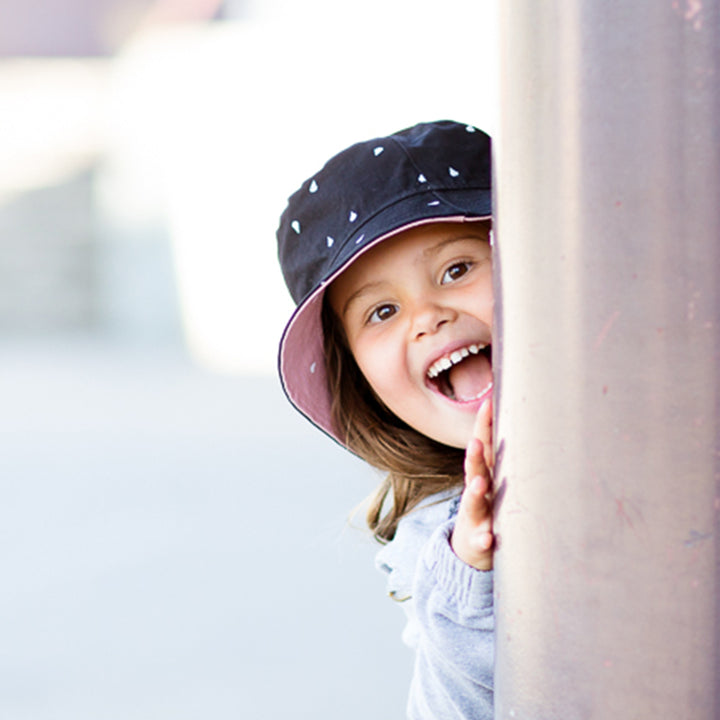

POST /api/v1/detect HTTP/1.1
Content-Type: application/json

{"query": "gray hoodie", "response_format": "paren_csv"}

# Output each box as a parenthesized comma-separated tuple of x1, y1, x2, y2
(375, 491, 494, 719)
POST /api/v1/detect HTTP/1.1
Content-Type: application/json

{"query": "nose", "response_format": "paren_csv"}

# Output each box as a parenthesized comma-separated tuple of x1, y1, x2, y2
(410, 298, 456, 340)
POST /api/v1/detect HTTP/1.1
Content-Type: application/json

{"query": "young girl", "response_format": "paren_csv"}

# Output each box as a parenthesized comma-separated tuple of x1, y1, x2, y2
(276, 120, 495, 719)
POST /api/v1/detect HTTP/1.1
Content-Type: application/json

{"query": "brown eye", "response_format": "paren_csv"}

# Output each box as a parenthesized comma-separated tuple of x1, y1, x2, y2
(369, 304, 398, 323)
(441, 262, 472, 284)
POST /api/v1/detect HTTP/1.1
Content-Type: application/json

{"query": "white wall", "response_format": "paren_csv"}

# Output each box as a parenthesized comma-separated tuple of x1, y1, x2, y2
(101, 1, 499, 372)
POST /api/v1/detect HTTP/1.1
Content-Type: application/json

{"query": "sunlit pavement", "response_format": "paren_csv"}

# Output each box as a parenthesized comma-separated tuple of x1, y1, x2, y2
(0, 338, 410, 719)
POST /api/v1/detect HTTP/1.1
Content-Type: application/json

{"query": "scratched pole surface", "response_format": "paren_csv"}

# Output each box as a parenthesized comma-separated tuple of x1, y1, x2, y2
(493, 1, 720, 717)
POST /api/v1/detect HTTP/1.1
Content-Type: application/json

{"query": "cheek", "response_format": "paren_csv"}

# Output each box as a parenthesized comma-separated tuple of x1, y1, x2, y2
(352, 337, 409, 404)
(465, 287, 494, 325)
(356, 347, 395, 391)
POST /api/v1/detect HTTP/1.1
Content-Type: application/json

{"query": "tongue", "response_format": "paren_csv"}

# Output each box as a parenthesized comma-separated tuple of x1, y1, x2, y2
(448, 353, 492, 402)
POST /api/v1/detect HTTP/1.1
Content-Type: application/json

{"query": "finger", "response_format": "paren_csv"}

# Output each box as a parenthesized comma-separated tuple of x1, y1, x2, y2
(464, 437, 486, 483)
(473, 530, 494, 552)
(460, 474, 493, 526)
(484, 432, 494, 473)
(471, 398, 491, 441)
(472, 398, 494, 470)
(451, 481, 495, 569)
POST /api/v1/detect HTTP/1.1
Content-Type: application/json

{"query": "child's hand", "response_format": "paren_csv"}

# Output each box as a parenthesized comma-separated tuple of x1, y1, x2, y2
(450, 399, 494, 571)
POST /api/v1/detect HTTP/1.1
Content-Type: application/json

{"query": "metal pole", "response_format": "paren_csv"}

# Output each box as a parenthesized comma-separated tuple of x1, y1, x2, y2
(494, 1, 720, 717)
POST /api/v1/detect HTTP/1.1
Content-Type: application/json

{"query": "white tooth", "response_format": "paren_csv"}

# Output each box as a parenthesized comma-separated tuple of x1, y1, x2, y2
(460, 347, 470, 358)
(450, 351, 462, 364)
(471, 381, 493, 400)
(440, 357, 452, 371)
(469, 344, 479, 354)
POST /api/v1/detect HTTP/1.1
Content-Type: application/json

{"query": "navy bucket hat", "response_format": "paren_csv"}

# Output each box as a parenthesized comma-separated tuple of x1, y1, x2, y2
(277, 120, 492, 445)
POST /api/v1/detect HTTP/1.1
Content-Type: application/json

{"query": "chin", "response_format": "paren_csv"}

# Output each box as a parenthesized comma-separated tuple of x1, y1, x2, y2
(428, 423, 475, 450)
(444, 435, 473, 450)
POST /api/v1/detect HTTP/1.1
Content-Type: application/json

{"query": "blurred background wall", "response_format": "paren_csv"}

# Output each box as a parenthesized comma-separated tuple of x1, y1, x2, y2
(0, 1, 498, 717)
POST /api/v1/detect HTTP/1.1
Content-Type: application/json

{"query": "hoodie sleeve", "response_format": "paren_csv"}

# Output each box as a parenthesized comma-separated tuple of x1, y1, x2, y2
(407, 519, 494, 720)
(375, 496, 494, 720)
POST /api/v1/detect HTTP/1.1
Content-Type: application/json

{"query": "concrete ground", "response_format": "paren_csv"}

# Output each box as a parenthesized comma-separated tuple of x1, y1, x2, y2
(0, 338, 411, 719)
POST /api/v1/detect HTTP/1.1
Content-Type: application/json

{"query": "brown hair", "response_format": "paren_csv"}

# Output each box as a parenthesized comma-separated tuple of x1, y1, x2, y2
(321, 298, 465, 543)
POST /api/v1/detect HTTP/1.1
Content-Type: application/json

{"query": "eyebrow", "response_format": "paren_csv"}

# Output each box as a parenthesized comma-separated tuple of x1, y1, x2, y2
(421, 232, 487, 259)
(340, 281, 387, 319)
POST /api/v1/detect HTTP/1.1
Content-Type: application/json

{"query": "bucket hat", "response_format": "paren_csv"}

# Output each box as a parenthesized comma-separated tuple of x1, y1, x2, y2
(277, 120, 492, 446)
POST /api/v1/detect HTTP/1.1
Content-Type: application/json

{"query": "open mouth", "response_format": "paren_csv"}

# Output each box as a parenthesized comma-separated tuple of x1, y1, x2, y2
(427, 343, 493, 402)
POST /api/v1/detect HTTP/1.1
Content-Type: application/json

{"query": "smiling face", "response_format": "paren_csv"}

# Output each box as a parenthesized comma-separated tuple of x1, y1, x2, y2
(327, 221, 493, 449)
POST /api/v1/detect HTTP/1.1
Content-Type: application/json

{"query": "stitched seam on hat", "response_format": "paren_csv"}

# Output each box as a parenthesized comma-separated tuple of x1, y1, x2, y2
(324, 184, 490, 268)
(389, 135, 487, 199)
(390, 134, 430, 185)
